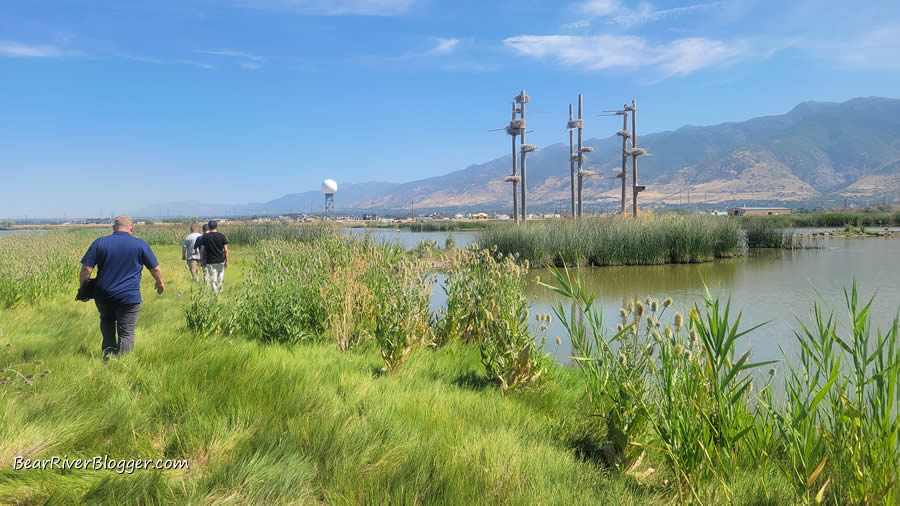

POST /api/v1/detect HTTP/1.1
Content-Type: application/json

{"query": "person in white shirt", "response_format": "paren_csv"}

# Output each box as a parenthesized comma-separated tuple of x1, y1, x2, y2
(182, 224, 203, 282)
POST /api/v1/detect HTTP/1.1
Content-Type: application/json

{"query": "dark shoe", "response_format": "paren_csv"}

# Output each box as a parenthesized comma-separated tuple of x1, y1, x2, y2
(103, 347, 117, 361)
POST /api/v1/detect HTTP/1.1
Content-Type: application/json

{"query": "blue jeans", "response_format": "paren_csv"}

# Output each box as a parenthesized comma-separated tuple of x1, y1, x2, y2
(95, 302, 141, 354)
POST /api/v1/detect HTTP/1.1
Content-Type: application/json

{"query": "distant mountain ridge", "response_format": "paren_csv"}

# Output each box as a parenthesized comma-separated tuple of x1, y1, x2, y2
(137, 97, 900, 216)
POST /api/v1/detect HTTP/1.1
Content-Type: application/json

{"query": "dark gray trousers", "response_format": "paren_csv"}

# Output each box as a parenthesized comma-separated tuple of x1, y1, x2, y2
(95, 302, 141, 354)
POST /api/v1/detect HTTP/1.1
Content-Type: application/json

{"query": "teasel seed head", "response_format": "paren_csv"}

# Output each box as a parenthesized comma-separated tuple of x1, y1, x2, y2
(652, 330, 661, 342)
(555, 336, 561, 345)
(648, 317, 656, 327)
(634, 301, 645, 317)
(674, 344, 684, 357)
(674, 312, 683, 329)
(769, 366, 777, 377)
(619, 308, 628, 319)
(650, 300, 658, 312)
(663, 297, 673, 308)
(617, 323, 624, 332)
(546, 314, 552, 324)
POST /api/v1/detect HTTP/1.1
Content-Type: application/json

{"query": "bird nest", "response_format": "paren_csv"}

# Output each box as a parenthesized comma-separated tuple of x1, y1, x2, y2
(616, 129, 631, 137)
(628, 148, 648, 156)
(580, 146, 595, 153)
(521, 144, 537, 153)
(504, 175, 521, 182)
(510, 118, 525, 129)
(515, 92, 530, 104)
(578, 169, 597, 177)
(506, 125, 524, 136)
(567, 119, 583, 130)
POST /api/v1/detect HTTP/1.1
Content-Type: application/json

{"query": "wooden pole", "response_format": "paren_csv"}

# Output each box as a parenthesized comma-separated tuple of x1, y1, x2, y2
(631, 99, 638, 218)
(519, 91, 528, 222)
(621, 106, 629, 216)
(577, 93, 584, 218)
(569, 104, 576, 218)
(511, 102, 519, 224)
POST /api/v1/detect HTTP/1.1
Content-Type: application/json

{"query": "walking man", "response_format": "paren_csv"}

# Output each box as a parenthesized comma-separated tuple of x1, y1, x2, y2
(79, 216, 165, 360)
(198, 220, 228, 294)
(182, 224, 202, 281)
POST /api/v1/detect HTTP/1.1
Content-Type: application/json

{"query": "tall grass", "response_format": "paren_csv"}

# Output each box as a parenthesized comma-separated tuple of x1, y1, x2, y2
(0, 230, 99, 308)
(478, 215, 742, 267)
(743, 218, 796, 248)
(134, 223, 335, 246)
(544, 267, 900, 504)
(741, 211, 900, 228)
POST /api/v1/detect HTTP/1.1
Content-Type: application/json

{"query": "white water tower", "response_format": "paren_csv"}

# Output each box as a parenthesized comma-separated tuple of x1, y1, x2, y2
(321, 178, 338, 218)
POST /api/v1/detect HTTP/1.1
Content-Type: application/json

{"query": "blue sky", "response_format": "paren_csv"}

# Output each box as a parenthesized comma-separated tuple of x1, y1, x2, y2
(2, 0, 899, 217)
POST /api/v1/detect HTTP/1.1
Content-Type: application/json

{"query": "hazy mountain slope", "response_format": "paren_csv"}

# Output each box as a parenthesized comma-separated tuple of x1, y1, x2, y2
(137, 97, 900, 215)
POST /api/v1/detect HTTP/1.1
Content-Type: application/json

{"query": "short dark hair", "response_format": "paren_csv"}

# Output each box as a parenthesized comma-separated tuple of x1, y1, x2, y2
(202, 224, 210, 233)
(207, 220, 218, 230)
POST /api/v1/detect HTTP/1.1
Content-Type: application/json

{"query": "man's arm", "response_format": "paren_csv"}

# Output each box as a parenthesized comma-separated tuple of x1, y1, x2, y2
(181, 245, 187, 260)
(79, 265, 93, 287)
(199, 245, 206, 266)
(224, 244, 229, 268)
(149, 266, 165, 294)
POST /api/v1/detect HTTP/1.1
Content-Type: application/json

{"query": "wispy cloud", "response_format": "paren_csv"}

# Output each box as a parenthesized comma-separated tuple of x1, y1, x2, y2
(575, 0, 719, 28)
(196, 49, 266, 62)
(430, 38, 460, 55)
(179, 60, 215, 70)
(504, 34, 746, 77)
(831, 23, 900, 70)
(0, 41, 80, 58)
(233, 0, 415, 16)
(196, 49, 266, 70)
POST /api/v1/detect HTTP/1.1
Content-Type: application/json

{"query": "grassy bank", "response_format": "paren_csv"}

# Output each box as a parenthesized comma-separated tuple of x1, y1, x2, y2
(2, 231, 898, 504)
(477, 215, 742, 267)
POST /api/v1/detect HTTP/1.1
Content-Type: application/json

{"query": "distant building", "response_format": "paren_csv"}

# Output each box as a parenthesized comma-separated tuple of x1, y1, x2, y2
(729, 207, 792, 216)
(471, 213, 490, 220)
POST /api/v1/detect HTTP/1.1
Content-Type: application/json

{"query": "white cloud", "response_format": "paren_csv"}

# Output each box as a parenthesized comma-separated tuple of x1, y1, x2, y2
(575, 0, 719, 27)
(195, 49, 265, 70)
(504, 34, 745, 77)
(580, 0, 620, 17)
(833, 23, 900, 70)
(0, 41, 79, 58)
(179, 60, 215, 70)
(234, 0, 414, 16)
(430, 38, 460, 55)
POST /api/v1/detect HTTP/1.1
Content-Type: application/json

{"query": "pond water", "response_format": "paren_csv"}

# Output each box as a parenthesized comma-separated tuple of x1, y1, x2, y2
(430, 237, 900, 369)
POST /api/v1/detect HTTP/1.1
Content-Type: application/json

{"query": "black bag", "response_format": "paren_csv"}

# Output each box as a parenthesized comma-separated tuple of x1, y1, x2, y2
(76, 278, 97, 302)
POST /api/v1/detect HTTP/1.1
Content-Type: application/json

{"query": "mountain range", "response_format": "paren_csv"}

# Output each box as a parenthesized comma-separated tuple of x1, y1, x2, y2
(136, 97, 900, 217)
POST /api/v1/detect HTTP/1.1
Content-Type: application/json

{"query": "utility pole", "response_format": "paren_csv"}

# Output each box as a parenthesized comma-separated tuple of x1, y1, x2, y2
(627, 100, 647, 217)
(568, 104, 576, 218)
(505, 101, 521, 224)
(617, 105, 630, 215)
(575, 93, 595, 218)
(518, 91, 534, 222)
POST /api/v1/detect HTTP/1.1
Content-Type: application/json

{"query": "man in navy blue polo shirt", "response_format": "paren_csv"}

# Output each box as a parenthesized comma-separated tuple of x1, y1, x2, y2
(79, 216, 165, 359)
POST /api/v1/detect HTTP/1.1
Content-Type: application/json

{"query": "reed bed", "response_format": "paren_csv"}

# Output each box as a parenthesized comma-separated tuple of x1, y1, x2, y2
(0, 230, 99, 308)
(546, 268, 900, 504)
(135, 223, 335, 246)
(742, 218, 796, 248)
(742, 211, 900, 228)
(478, 215, 742, 267)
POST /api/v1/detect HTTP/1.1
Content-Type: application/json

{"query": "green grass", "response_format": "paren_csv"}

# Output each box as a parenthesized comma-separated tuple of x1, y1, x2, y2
(477, 214, 742, 267)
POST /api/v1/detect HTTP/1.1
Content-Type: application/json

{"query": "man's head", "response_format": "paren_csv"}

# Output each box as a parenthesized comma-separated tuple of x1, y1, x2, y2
(113, 216, 134, 234)
(190, 224, 199, 233)
(207, 220, 218, 231)
(202, 224, 210, 234)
